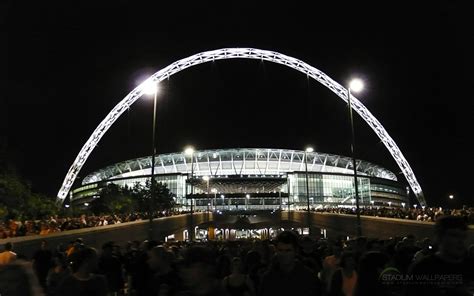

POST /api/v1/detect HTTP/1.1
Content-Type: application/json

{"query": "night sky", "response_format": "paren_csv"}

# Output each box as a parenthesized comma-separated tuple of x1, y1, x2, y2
(2, 2, 472, 207)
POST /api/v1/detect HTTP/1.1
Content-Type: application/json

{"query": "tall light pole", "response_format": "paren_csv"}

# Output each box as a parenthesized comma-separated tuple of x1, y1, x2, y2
(203, 176, 210, 211)
(347, 78, 364, 237)
(279, 188, 282, 210)
(211, 188, 217, 211)
(304, 147, 313, 235)
(144, 81, 159, 241)
(448, 194, 455, 209)
(185, 146, 195, 241)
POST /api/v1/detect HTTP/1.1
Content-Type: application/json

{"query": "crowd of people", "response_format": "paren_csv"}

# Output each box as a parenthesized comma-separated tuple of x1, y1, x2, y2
(0, 215, 473, 296)
(313, 206, 474, 224)
(1, 206, 473, 239)
(0, 211, 189, 239)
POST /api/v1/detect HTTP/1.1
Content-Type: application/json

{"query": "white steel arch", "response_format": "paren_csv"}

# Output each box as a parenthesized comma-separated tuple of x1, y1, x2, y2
(57, 48, 426, 206)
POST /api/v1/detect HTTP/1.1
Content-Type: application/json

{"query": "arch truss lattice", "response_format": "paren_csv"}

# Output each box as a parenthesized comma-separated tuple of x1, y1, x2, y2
(57, 48, 426, 206)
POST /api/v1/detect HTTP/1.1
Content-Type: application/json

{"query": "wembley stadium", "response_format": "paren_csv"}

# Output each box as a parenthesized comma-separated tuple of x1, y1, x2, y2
(71, 148, 409, 210)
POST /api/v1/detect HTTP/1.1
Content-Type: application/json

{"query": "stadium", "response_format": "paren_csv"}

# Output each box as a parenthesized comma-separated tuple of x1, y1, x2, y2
(71, 148, 409, 210)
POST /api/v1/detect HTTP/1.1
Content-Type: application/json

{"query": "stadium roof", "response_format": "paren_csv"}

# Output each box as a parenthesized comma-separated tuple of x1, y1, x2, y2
(82, 148, 397, 185)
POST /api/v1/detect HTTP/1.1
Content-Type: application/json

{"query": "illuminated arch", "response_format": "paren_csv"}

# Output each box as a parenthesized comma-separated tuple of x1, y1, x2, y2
(57, 48, 426, 206)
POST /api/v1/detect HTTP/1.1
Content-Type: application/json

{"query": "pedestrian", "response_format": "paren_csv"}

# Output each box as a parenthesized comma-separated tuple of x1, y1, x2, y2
(32, 240, 53, 290)
(0, 242, 17, 266)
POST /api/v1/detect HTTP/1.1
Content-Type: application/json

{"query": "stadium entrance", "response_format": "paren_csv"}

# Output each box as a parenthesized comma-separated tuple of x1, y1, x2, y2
(190, 215, 312, 241)
(188, 175, 289, 211)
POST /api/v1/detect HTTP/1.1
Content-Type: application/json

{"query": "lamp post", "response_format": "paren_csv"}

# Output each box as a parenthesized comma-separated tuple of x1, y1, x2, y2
(347, 78, 364, 237)
(221, 194, 225, 211)
(448, 194, 455, 209)
(304, 147, 313, 235)
(211, 188, 217, 211)
(203, 176, 210, 211)
(279, 188, 282, 210)
(144, 81, 159, 241)
(185, 146, 195, 241)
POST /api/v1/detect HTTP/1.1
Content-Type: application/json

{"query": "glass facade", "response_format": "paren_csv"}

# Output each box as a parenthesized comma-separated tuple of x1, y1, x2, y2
(288, 173, 371, 205)
(73, 173, 406, 208)
(75, 174, 188, 206)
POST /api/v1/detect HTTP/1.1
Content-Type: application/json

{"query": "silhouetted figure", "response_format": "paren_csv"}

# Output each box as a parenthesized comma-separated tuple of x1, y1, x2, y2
(46, 254, 70, 296)
(147, 246, 179, 296)
(354, 251, 390, 296)
(123, 240, 151, 296)
(328, 251, 357, 296)
(0, 260, 44, 296)
(223, 257, 255, 296)
(321, 242, 343, 292)
(0, 242, 17, 266)
(55, 247, 108, 296)
(244, 251, 265, 292)
(406, 216, 473, 296)
(259, 231, 321, 296)
(32, 240, 53, 291)
(98, 242, 123, 295)
(177, 245, 228, 296)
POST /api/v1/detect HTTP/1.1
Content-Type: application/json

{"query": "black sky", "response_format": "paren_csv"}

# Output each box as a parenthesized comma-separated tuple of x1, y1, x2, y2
(2, 1, 472, 207)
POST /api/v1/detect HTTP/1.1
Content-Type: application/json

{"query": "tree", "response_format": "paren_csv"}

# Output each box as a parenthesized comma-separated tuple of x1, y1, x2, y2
(145, 179, 175, 212)
(22, 193, 58, 220)
(89, 180, 175, 216)
(90, 183, 134, 215)
(0, 170, 58, 221)
(0, 170, 30, 219)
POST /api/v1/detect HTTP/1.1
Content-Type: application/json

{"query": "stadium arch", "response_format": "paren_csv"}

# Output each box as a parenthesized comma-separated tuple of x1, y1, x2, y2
(56, 48, 426, 206)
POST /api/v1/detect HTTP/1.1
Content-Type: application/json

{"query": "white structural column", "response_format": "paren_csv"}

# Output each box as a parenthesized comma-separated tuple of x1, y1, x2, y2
(57, 48, 426, 206)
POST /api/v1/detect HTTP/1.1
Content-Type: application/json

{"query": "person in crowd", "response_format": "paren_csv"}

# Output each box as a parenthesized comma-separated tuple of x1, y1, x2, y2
(299, 236, 322, 277)
(147, 245, 179, 296)
(66, 238, 84, 257)
(177, 245, 228, 296)
(98, 242, 123, 296)
(321, 241, 343, 292)
(352, 237, 368, 262)
(259, 231, 321, 296)
(140, 240, 158, 294)
(46, 254, 70, 296)
(244, 250, 265, 292)
(55, 247, 108, 296)
(469, 244, 474, 259)
(0, 242, 18, 266)
(222, 257, 255, 296)
(354, 251, 391, 296)
(366, 238, 383, 252)
(328, 251, 358, 296)
(392, 236, 420, 275)
(216, 254, 232, 280)
(0, 260, 44, 296)
(406, 215, 473, 296)
(124, 240, 151, 296)
(32, 240, 53, 290)
(412, 237, 434, 263)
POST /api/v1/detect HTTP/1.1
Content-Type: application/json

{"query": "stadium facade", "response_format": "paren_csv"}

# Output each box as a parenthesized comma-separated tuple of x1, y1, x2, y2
(71, 148, 409, 210)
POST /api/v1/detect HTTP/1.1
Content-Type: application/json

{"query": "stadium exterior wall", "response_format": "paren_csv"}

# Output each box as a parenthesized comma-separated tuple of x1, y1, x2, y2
(71, 149, 409, 209)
